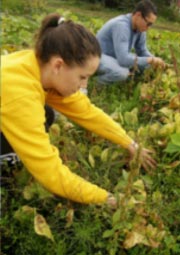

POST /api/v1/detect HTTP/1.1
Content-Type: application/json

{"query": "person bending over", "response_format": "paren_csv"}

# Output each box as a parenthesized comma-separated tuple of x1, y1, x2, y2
(1, 13, 156, 208)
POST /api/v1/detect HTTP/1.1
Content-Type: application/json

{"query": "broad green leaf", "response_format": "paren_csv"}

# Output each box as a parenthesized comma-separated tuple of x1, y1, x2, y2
(170, 133, 180, 146)
(165, 142, 180, 153)
(102, 229, 114, 238)
(112, 209, 121, 225)
(141, 175, 153, 188)
(122, 170, 129, 181)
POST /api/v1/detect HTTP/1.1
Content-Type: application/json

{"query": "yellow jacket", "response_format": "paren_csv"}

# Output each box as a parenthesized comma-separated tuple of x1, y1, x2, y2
(1, 50, 133, 204)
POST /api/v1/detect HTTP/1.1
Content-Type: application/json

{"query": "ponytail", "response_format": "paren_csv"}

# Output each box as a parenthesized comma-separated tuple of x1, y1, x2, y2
(34, 13, 101, 65)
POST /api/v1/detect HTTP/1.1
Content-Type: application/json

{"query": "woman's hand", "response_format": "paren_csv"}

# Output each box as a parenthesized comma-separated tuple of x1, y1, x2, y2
(106, 193, 117, 208)
(127, 142, 157, 171)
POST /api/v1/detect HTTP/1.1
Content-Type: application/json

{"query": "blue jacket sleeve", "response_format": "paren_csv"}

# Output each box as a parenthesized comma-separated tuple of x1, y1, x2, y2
(112, 23, 150, 69)
(135, 33, 153, 57)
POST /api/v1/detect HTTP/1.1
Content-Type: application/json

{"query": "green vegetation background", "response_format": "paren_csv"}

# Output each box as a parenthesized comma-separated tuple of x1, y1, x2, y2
(1, 1, 180, 255)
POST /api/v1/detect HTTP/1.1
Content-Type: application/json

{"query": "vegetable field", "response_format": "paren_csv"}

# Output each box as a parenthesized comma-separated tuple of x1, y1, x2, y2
(1, 1, 180, 255)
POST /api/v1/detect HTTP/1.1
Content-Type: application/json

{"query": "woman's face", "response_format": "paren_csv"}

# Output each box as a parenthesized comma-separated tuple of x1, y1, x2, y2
(44, 55, 100, 97)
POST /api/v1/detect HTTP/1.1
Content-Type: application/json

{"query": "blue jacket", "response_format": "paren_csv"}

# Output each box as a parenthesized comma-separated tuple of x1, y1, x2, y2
(96, 14, 152, 68)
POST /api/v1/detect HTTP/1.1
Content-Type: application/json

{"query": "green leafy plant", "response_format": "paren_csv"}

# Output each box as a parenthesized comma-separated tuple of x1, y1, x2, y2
(1, 2, 180, 255)
(165, 133, 180, 154)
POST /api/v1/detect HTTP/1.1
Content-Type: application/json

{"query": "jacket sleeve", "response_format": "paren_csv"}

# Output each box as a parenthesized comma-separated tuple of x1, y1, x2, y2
(135, 33, 153, 57)
(46, 91, 133, 149)
(112, 23, 149, 68)
(1, 94, 108, 204)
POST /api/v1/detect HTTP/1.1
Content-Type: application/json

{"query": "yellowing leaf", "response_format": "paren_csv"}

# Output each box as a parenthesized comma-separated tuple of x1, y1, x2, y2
(133, 179, 145, 191)
(175, 113, 180, 132)
(133, 180, 147, 201)
(23, 185, 34, 200)
(158, 123, 175, 137)
(124, 221, 166, 250)
(64, 122, 74, 130)
(111, 150, 119, 160)
(174, 112, 180, 123)
(137, 126, 149, 138)
(49, 123, 61, 136)
(124, 108, 138, 126)
(149, 123, 161, 138)
(34, 214, 54, 242)
(88, 153, 95, 168)
(127, 196, 143, 208)
(123, 231, 148, 249)
(89, 145, 101, 157)
(127, 130, 136, 140)
(169, 94, 180, 109)
(100, 148, 109, 162)
(152, 191, 162, 203)
(66, 209, 74, 228)
(158, 107, 173, 120)
(14, 206, 36, 221)
(169, 161, 180, 168)
(22, 205, 36, 214)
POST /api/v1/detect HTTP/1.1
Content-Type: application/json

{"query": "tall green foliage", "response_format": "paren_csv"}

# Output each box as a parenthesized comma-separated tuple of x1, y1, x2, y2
(2, 0, 47, 14)
(82, 0, 180, 21)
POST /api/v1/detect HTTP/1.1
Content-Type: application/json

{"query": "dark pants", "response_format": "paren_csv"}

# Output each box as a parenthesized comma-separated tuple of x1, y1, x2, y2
(0, 105, 55, 164)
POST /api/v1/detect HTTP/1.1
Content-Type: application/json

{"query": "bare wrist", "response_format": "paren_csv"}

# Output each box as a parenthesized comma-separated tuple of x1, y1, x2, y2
(128, 141, 139, 153)
(148, 56, 154, 64)
(107, 192, 114, 202)
(106, 193, 116, 206)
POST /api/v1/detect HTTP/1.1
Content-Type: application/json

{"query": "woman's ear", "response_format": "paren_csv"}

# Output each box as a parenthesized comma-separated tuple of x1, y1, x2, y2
(51, 57, 64, 75)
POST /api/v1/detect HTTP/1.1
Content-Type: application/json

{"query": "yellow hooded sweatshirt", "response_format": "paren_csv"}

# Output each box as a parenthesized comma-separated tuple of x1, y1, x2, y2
(1, 50, 133, 204)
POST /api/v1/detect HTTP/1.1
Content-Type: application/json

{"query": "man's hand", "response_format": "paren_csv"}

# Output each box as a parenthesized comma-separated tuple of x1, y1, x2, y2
(148, 56, 166, 68)
(127, 142, 157, 171)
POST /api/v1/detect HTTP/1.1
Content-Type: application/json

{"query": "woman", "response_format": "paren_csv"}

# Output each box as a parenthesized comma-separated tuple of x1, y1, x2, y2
(1, 13, 156, 207)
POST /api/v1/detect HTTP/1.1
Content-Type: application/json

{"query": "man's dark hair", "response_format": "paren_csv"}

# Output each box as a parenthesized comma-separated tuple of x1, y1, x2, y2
(133, 0, 157, 17)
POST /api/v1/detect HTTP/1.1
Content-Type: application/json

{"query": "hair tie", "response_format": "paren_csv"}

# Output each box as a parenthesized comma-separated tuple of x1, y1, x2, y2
(58, 17, 65, 25)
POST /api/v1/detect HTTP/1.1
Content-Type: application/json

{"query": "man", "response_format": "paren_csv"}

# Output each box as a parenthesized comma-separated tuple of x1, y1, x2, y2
(96, 0, 165, 84)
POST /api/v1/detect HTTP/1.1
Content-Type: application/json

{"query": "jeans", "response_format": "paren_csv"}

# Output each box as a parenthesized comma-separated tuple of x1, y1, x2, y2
(97, 54, 130, 84)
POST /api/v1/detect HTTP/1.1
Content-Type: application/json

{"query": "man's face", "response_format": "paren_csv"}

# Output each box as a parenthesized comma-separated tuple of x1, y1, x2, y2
(135, 11, 157, 32)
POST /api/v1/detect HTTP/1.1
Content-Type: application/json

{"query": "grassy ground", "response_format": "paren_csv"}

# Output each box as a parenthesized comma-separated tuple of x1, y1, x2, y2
(1, 1, 180, 255)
